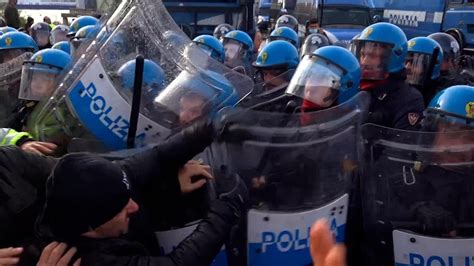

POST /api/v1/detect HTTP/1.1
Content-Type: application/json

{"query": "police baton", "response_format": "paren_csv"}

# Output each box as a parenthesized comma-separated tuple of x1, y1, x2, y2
(127, 55, 144, 149)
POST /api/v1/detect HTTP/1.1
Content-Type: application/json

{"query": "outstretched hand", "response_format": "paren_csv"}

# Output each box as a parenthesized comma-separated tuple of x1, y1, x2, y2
(310, 219, 346, 266)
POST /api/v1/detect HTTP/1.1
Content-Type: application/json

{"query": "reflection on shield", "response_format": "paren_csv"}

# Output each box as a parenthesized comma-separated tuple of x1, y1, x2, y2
(360, 123, 474, 266)
(207, 92, 370, 265)
(27, 0, 254, 152)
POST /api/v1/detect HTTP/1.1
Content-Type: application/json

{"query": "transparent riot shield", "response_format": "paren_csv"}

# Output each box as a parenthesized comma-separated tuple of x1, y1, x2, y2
(361, 123, 474, 266)
(239, 69, 295, 111)
(27, 0, 253, 152)
(0, 52, 33, 127)
(207, 92, 370, 265)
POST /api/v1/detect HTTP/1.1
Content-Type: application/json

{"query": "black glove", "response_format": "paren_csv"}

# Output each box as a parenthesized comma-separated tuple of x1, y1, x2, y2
(216, 175, 249, 218)
(182, 118, 216, 146)
(415, 201, 456, 234)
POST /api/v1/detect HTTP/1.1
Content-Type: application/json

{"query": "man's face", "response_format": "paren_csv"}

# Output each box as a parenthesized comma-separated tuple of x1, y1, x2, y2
(92, 199, 139, 238)
(261, 69, 286, 89)
(358, 42, 390, 80)
(31, 72, 56, 99)
(405, 53, 427, 84)
(307, 23, 320, 34)
(35, 32, 50, 47)
(179, 95, 206, 125)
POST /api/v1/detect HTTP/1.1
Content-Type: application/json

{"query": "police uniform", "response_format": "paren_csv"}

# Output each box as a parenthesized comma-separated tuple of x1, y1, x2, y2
(366, 72, 425, 130)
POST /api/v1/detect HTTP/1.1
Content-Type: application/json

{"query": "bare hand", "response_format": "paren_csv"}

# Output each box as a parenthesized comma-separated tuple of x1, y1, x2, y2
(310, 219, 346, 266)
(0, 247, 23, 266)
(178, 160, 214, 194)
(37, 242, 81, 266)
(20, 141, 57, 155)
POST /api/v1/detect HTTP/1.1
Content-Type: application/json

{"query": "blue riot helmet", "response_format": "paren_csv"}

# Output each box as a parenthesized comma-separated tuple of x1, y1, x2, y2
(193, 35, 225, 63)
(427, 32, 461, 75)
(19, 48, 72, 101)
(50, 25, 70, 45)
(0, 26, 17, 36)
(213, 23, 235, 42)
(52, 41, 71, 55)
(423, 85, 474, 131)
(155, 70, 238, 126)
(70, 25, 100, 58)
(352, 22, 407, 80)
(30, 22, 51, 49)
(253, 40, 299, 89)
(117, 59, 166, 104)
(268, 26, 299, 48)
(300, 33, 330, 59)
(275, 14, 299, 33)
(68, 16, 99, 36)
(287, 46, 361, 110)
(0, 32, 38, 63)
(405, 37, 444, 86)
(222, 30, 254, 71)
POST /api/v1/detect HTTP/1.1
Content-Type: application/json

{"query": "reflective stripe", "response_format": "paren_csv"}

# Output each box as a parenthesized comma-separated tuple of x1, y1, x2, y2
(0, 128, 32, 146)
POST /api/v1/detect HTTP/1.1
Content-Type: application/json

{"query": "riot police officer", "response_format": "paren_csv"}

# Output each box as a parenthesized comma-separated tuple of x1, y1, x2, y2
(29, 22, 51, 50)
(300, 33, 330, 59)
(428, 32, 473, 90)
(70, 25, 100, 58)
(67, 15, 99, 37)
(405, 37, 444, 106)
(10, 48, 71, 131)
(286, 45, 361, 124)
(192, 35, 225, 63)
(360, 85, 474, 265)
(241, 40, 299, 110)
(268, 26, 299, 48)
(222, 30, 254, 76)
(0, 32, 38, 128)
(49, 24, 69, 45)
(351, 22, 425, 130)
(275, 14, 299, 33)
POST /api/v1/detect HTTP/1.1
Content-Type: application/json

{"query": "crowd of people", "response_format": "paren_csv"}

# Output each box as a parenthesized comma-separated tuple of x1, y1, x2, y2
(0, 2, 472, 265)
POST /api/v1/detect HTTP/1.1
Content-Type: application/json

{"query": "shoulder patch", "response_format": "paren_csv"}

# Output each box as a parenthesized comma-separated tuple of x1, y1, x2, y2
(408, 112, 420, 126)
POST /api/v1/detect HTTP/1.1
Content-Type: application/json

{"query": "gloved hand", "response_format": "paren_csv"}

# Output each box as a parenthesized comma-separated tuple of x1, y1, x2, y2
(415, 201, 456, 234)
(182, 118, 216, 147)
(216, 175, 249, 218)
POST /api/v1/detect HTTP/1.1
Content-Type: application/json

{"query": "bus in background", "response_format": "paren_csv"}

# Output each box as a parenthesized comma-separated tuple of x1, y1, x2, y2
(383, 0, 474, 54)
(163, 0, 254, 39)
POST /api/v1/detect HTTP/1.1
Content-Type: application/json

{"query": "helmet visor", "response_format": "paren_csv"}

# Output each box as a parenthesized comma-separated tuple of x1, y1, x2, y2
(33, 30, 50, 47)
(354, 41, 392, 80)
(224, 39, 243, 62)
(71, 38, 83, 57)
(286, 56, 343, 108)
(154, 71, 233, 127)
(405, 52, 431, 86)
(19, 62, 61, 101)
(51, 30, 68, 45)
(300, 36, 327, 59)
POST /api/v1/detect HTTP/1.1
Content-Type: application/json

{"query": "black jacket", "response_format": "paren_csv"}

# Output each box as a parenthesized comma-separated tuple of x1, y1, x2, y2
(42, 121, 243, 266)
(0, 146, 57, 247)
(367, 72, 425, 130)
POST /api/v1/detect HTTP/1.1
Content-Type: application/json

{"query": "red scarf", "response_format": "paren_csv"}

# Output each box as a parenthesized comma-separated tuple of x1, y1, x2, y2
(360, 79, 389, 91)
(300, 99, 322, 126)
